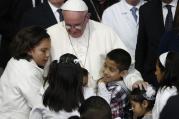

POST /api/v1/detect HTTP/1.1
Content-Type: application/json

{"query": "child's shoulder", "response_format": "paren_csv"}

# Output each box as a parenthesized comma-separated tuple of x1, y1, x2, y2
(112, 81, 130, 95)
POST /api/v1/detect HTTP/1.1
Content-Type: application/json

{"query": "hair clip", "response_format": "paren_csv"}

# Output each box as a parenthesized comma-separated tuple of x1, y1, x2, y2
(74, 59, 80, 64)
(159, 52, 169, 67)
(143, 85, 156, 101)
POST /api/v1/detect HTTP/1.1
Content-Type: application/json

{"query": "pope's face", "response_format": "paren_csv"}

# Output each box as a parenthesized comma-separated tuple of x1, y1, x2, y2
(63, 11, 88, 38)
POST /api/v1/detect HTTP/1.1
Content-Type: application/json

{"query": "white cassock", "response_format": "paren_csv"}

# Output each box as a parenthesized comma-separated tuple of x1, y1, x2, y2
(0, 58, 44, 119)
(47, 20, 143, 90)
(102, 0, 145, 60)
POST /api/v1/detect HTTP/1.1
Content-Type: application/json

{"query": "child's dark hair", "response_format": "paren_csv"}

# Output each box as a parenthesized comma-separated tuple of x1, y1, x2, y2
(81, 67, 88, 77)
(158, 51, 179, 92)
(43, 53, 84, 112)
(11, 26, 50, 60)
(130, 86, 156, 112)
(107, 48, 131, 71)
(69, 96, 112, 119)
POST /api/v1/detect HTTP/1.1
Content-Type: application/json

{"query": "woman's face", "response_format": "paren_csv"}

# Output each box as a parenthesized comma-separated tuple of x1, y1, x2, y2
(155, 62, 165, 83)
(28, 38, 51, 67)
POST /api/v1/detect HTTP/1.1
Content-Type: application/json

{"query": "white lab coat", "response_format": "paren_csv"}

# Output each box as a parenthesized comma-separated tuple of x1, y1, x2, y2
(102, 0, 145, 60)
(0, 58, 44, 119)
(47, 20, 142, 90)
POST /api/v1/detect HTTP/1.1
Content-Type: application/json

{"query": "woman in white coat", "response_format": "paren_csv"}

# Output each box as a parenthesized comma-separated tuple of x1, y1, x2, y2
(0, 26, 51, 119)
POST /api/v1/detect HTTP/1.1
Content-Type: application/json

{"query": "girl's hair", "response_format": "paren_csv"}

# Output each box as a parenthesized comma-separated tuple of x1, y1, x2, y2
(69, 96, 112, 119)
(43, 53, 84, 112)
(107, 48, 131, 71)
(130, 85, 156, 112)
(11, 26, 50, 60)
(81, 67, 88, 77)
(158, 51, 179, 92)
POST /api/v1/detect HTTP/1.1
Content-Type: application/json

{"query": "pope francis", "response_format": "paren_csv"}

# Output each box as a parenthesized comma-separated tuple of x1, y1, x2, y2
(46, 0, 143, 90)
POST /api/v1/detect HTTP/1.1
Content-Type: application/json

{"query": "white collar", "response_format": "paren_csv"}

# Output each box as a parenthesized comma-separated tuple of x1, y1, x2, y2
(162, 0, 178, 8)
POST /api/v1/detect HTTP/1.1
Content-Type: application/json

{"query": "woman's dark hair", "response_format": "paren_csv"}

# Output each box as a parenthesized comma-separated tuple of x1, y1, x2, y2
(130, 88, 155, 112)
(107, 48, 131, 71)
(43, 53, 84, 112)
(158, 51, 179, 92)
(78, 96, 112, 119)
(11, 26, 50, 60)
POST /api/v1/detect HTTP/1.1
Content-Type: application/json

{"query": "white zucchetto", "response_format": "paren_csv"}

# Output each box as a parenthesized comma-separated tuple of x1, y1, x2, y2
(61, 0, 88, 11)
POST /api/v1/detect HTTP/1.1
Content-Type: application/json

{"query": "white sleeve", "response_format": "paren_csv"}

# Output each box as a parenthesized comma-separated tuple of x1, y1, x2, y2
(29, 107, 43, 119)
(97, 82, 111, 104)
(123, 64, 143, 91)
(83, 86, 96, 99)
(19, 73, 43, 108)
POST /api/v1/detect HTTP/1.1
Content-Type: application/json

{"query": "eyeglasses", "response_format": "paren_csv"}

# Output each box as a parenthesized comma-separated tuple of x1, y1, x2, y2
(64, 14, 87, 30)
(65, 24, 83, 30)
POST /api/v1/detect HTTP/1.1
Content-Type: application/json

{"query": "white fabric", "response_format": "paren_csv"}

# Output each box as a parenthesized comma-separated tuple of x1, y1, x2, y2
(97, 82, 112, 104)
(61, 0, 88, 11)
(29, 106, 79, 119)
(162, 0, 178, 24)
(0, 58, 44, 119)
(123, 64, 143, 90)
(102, 0, 145, 61)
(46, 20, 143, 90)
(83, 86, 96, 99)
(152, 86, 177, 119)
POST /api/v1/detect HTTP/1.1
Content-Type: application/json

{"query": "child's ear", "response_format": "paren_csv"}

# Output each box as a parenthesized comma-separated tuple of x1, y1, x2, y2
(27, 51, 32, 56)
(27, 49, 33, 56)
(142, 100, 148, 108)
(120, 70, 128, 77)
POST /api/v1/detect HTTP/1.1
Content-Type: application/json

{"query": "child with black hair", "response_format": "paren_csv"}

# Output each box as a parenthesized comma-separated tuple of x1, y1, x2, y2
(97, 48, 132, 119)
(130, 85, 156, 119)
(0, 26, 51, 119)
(29, 53, 84, 119)
(153, 51, 179, 119)
(69, 96, 112, 119)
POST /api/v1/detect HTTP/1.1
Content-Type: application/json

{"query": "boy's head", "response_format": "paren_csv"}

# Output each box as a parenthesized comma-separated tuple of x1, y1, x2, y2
(79, 96, 112, 119)
(102, 49, 131, 82)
